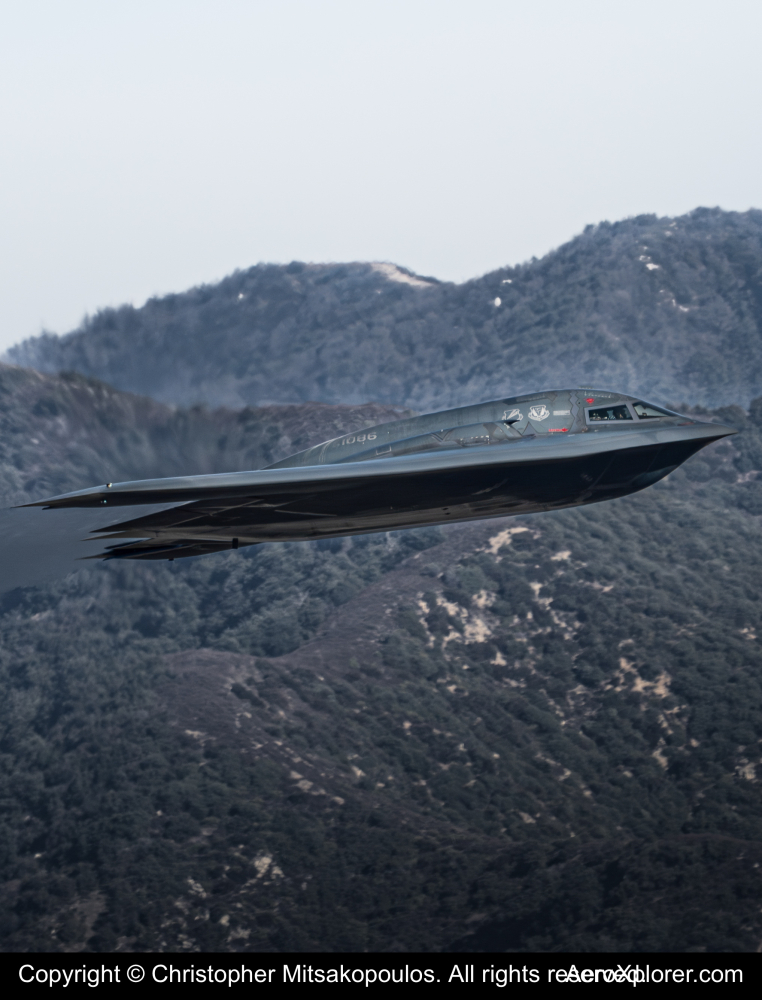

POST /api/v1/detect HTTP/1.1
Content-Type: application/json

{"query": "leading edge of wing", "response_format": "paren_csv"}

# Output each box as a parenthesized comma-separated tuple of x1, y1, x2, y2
(21, 422, 734, 512)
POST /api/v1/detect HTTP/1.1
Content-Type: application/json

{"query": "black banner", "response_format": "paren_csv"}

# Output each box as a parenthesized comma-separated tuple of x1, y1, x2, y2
(2, 952, 759, 989)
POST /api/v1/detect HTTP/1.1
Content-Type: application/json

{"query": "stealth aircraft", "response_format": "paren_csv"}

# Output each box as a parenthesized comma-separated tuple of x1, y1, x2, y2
(22, 388, 735, 563)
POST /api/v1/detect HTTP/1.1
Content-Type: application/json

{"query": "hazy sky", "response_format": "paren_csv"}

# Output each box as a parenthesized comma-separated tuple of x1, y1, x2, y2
(2, 0, 762, 351)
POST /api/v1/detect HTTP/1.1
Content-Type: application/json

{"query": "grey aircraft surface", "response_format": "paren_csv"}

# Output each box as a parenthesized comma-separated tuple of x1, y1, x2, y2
(19, 388, 734, 567)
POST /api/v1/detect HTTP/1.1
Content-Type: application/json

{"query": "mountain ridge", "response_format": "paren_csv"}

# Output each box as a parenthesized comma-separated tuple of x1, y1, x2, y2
(5, 209, 762, 949)
(8, 207, 762, 411)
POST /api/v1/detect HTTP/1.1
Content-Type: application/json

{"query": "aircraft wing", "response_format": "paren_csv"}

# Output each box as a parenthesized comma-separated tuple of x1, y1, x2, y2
(15, 421, 733, 567)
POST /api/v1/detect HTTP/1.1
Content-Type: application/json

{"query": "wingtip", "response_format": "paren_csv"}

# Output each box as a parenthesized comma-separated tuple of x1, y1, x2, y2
(16, 490, 110, 510)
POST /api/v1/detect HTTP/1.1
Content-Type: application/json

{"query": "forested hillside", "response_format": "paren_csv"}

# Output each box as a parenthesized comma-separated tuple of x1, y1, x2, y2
(8, 207, 762, 411)
(2, 365, 762, 951)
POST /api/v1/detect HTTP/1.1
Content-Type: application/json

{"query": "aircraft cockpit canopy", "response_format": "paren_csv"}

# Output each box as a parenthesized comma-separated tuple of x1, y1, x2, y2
(587, 400, 681, 423)
(587, 404, 632, 421)
(632, 401, 675, 419)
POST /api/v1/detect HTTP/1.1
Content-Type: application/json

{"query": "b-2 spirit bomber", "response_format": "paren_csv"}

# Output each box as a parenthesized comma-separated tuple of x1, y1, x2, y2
(24, 388, 735, 562)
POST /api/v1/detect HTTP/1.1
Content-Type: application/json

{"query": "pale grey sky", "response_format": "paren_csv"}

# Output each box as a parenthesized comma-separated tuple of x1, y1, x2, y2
(2, 0, 762, 351)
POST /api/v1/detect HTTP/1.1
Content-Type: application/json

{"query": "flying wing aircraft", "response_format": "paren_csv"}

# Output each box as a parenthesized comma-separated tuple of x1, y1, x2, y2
(20, 388, 735, 564)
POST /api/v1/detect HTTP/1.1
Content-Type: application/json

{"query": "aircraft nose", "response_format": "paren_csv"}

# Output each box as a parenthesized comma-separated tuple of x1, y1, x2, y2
(704, 422, 738, 439)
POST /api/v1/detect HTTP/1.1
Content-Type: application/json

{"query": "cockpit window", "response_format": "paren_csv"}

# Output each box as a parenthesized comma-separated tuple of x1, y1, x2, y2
(587, 404, 633, 421)
(632, 402, 673, 419)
